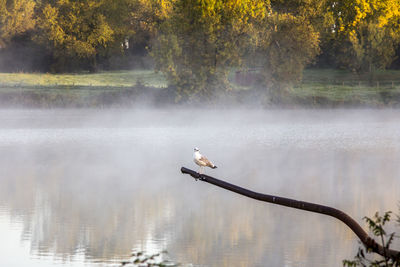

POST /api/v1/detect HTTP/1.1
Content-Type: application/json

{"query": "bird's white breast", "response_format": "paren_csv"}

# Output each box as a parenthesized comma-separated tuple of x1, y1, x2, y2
(193, 151, 206, 166)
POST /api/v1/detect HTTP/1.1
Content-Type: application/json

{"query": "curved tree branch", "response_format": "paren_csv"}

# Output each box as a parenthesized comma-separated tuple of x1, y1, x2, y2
(181, 167, 400, 260)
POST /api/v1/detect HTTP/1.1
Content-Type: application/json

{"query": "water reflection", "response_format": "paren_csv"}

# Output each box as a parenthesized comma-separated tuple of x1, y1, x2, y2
(0, 109, 399, 267)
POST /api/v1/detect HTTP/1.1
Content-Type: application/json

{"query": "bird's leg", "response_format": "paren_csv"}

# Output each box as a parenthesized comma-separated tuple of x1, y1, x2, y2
(195, 166, 201, 181)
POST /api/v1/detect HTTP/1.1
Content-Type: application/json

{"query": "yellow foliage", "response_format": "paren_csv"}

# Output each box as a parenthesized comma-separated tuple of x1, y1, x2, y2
(0, 0, 36, 46)
(332, 0, 400, 71)
(38, 0, 116, 60)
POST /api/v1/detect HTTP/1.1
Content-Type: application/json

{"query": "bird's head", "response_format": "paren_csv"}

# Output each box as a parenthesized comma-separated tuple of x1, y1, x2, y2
(194, 147, 199, 152)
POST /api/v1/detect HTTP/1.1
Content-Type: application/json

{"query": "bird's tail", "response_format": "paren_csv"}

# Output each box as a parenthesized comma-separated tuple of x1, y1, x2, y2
(211, 165, 217, 169)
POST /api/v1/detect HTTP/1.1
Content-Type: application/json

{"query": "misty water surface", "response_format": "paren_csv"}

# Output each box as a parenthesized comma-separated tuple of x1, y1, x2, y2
(0, 109, 400, 267)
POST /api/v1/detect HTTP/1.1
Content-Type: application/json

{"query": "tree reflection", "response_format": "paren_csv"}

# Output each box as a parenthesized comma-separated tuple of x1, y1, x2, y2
(0, 116, 400, 266)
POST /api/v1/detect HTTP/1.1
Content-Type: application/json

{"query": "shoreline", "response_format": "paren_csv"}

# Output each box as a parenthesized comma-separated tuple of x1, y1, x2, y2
(0, 86, 398, 108)
(1, 68, 400, 108)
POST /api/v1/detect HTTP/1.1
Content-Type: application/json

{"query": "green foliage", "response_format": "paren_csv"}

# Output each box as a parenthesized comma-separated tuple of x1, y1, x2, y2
(259, 12, 320, 98)
(240, 1, 323, 102)
(343, 211, 400, 267)
(151, 0, 268, 101)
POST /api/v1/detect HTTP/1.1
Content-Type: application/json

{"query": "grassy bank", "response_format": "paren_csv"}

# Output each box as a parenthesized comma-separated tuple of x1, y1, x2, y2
(0, 70, 170, 107)
(1, 68, 400, 107)
(0, 70, 167, 88)
(292, 69, 400, 106)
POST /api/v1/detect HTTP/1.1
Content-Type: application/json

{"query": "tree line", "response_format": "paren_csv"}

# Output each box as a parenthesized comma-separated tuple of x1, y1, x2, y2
(1, 0, 400, 100)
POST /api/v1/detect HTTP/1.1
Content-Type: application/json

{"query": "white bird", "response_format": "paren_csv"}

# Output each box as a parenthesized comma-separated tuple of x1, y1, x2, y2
(193, 147, 217, 174)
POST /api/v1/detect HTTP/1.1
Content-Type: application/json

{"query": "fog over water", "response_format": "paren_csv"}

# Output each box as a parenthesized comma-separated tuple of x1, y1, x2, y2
(0, 109, 400, 267)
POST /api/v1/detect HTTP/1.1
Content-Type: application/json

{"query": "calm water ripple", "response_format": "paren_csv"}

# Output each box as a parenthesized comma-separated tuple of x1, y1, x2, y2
(0, 109, 399, 267)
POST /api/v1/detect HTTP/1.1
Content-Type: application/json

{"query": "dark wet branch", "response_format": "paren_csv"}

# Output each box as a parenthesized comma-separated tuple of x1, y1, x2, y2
(180, 167, 400, 260)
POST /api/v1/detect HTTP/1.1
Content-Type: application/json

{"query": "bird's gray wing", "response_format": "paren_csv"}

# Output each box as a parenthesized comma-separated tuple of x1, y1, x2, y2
(200, 156, 214, 167)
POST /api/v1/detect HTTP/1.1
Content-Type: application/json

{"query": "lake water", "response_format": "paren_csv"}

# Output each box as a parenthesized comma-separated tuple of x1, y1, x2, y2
(0, 109, 399, 267)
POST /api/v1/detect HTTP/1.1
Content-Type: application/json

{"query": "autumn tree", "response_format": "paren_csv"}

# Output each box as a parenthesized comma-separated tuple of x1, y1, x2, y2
(151, 0, 268, 101)
(0, 0, 36, 48)
(329, 0, 400, 73)
(36, 0, 117, 72)
(246, 0, 321, 101)
(126, 0, 173, 55)
(259, 13, 320, 99)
